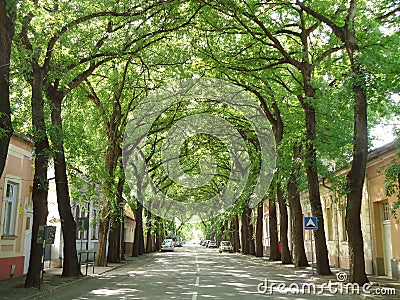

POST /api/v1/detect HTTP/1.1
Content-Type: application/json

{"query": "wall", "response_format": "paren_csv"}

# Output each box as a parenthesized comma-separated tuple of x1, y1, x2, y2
(124, 212, 136, 255)
(366, 147, 400, 280)
(0, 134, 34, 280)
(260, 140, 400, 280)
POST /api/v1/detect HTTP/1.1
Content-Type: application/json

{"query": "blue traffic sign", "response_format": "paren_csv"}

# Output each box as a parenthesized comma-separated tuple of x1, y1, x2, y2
(304, 216, 318, 230)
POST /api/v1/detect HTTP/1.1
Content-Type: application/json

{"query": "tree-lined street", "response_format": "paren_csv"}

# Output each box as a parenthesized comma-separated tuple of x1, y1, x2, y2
(29, 245, 397, 300)
(0, 0, 399, 293)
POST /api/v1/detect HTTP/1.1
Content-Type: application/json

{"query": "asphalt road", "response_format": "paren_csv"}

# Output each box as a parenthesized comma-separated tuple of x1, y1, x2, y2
(34, 245, 395, 299)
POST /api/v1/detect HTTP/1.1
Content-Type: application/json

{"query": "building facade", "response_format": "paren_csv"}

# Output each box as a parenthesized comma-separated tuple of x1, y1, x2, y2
(46, 179, 136, 266)
(263, 139, 400, 281)
(366, 141, 400, 280)
(0, 133, 34, 280)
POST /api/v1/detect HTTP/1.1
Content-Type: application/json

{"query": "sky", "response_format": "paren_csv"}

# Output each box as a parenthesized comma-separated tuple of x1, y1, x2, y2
(370, 123, 398, 149)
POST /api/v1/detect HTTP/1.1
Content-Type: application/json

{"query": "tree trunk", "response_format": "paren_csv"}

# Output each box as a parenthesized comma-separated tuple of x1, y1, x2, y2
(345, 65, 369, 284)
(118, 162, 126, 260)
(49, 92, 81, 277)
(241, 208, 249, 254)
(154, 217, 162, 251)
(269, 199, 280, 261)
(146, 210, 153, 253)
(343, 4, 369, 285)
(303, 101, 331, 275)
(145, 230, 153, 254)
(97, 139, 120, 266)
(277, 183, 292, 264)
(107, 223, 120, 263)
(247, 207, 255, 256)
(218, 222, 224, 245)
(255, 202, 264, 257)
(96, 203, 109, 266)
(233, 215, 240, 252)
(229, 220, 234, 246)
(288, 145, 308, 267)
(295, 0, 366, 281)
(107, 155, 125, 263)
(132, 203, 144, 256)
(300, 63, 331, 275)
(25, 67, 50, 288)
(0, 0, 15, 177)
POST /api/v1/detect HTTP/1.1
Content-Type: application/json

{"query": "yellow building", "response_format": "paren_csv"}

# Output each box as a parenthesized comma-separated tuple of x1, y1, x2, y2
(366, 140, 399, 279)
(300, 139, 399, 280)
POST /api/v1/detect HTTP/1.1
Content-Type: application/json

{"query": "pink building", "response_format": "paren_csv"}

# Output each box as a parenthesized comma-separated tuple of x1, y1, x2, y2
(0, 133, 34, 280)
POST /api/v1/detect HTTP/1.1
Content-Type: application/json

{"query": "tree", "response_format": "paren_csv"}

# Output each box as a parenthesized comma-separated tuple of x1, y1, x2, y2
(0, 0, 16, 177)
(294, 0, 383, 284)
(132, 202, 145, 256)
(16, 2, 139, 284)
(16, 0, 166, 284)
(255, 202, 264, 257)
(18, 8, 52, 285)
(85, 59, 142, 264)
(288, 144, 309, 267)
(230, 215, 240, 252)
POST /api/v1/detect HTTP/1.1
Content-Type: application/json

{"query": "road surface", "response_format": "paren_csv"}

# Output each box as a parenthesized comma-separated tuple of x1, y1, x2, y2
(35, 245, 393, 299)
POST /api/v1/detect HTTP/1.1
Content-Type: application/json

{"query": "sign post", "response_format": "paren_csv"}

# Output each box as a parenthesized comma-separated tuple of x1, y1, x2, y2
(36, 225, 57, 290)
(304, 216, 318, 275)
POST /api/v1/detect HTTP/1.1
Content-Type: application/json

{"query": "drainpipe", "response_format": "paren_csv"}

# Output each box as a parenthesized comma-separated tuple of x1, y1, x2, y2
(335, 192, 340, 268)
(365, 174, 375, 275)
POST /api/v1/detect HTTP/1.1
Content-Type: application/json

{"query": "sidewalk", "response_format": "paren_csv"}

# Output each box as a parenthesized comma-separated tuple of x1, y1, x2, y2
(260, 259, 400, 298)
(0, 259, 130, 300)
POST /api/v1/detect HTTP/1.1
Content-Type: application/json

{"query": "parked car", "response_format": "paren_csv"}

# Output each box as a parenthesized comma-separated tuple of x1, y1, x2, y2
(202, 240, 210, 246)
(174, 241, 183, 247)
(219, 241, 233, 253)
(207, 240, 217, 248)
(161, 239, 174, 251)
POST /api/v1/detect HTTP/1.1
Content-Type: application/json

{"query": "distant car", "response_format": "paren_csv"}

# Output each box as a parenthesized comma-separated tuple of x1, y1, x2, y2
(161, 239, 174, 251)
(219, 241, 233, 253)
(202, 240, 210, 246)
(207, 240, 217, 248)
(174, 241, 183, 247)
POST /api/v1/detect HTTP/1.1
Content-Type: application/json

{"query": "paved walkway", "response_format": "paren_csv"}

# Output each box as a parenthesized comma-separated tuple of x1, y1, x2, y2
(0, 259, 130, 300)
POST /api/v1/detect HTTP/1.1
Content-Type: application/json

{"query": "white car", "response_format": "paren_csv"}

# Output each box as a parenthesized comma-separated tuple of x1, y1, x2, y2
(219, 241, 233, 253)
(207, 240, 217, 248)
(161, 239, 174, 251)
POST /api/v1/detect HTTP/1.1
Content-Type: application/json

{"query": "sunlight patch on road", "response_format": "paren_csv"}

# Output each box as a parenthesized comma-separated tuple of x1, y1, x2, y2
(90, 288, 139, 296)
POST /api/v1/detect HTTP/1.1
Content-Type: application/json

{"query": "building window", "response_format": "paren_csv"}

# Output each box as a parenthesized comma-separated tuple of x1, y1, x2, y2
(75, 206, 80, 239)
(92, 209, 99, 240)
(382, 202, 390, 221)
(76, 205, 89, 240)
(3, 182, 19, 236)
(326, 206, 334, 241)
(341, 210, 347, 241)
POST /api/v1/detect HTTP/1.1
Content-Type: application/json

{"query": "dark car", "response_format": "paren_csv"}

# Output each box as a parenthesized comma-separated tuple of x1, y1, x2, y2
(174, 241, 183, 247)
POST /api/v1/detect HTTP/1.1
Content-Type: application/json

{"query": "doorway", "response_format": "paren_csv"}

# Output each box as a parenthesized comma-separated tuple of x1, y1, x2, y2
(23, 212, 33, 274)
(381, 202, 393, 276)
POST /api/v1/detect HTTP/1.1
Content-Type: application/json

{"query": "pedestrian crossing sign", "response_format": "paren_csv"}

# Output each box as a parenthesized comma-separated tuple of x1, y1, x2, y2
(304, 217, 318, 230)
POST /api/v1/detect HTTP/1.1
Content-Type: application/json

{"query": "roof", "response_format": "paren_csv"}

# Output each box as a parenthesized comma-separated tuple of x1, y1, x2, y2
(13, 130, 34, 145)
(368, 138, 399, 161)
